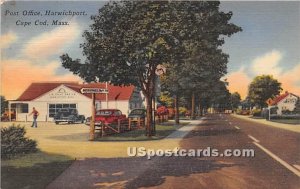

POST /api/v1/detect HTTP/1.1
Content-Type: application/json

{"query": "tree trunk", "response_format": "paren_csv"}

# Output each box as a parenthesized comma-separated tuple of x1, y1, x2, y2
(174, 95, 179, 124)
(191, 92, 195, 120)
(145, 95, 153, 137)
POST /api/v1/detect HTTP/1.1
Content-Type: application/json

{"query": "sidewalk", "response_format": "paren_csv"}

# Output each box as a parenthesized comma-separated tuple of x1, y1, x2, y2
(231, 114, 300, 133)
(46, 119, 203, 189)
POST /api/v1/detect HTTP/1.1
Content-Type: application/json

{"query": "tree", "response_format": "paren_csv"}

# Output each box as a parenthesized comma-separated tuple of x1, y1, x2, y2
(230, 92, 241, 109)
(61, 1, 178, 136)
(60, 1, 241, 135)
(1, 96, 8, 114)
(248, 75, 282, 108)
(161, 1, 241, 120)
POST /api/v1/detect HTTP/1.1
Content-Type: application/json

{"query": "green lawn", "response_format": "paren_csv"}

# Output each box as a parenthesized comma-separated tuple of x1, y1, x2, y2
(95, 121, 190, 141)
(270, 119, 300, 125)
(1, 151, 74, 189)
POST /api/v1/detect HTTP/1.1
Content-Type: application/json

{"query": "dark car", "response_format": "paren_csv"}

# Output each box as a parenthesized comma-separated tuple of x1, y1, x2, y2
(85, 109, 127, 126)
(54, 108, 85, 124)
(128, 109, 146, 120)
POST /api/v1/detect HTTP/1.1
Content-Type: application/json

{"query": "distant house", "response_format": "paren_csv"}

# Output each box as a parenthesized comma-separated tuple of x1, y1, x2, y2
(8, 82, 145, 122)
(267, 91, 299, 115)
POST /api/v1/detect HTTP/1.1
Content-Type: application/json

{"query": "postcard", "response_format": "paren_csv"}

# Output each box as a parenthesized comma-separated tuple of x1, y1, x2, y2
(1, 1, 299, 189)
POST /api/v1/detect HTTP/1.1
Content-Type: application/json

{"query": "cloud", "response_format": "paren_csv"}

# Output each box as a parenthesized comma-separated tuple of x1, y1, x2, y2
(251, 50, 283, 77)
(279, 63, 300, 95)
(21, 21, 80, 60)
(227, 50, 300, 99)
(1, 59, 82, 99)
(0, 32, 17, 49)
(226, 67, 251, 99)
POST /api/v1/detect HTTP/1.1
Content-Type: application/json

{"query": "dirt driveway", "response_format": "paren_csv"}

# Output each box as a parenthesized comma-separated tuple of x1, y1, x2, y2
(1, 122, 181, 159)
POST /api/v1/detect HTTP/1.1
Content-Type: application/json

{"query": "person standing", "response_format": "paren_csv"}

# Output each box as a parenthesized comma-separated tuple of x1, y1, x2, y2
(29, 107, 39, 128)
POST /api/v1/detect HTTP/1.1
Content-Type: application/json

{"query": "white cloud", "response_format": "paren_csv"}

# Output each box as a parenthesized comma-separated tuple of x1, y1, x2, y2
(0, 32, 17, 49)
(251, 50, 283, 77)
(21, 21, 80, 60)
(227, 50, 300, 99)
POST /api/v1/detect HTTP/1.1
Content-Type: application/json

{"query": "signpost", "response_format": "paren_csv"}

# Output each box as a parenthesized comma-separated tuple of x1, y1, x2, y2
(80, 88, 109, 141)
(80, 88, 108, 94)
(151, 65, 166, 135)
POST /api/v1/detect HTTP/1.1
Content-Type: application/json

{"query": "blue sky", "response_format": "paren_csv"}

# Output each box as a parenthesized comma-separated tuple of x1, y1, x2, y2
(1, 1, 300, 99)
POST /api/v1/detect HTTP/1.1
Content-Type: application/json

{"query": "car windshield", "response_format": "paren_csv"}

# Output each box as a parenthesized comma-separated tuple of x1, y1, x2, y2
(130, 109, 144, 115)
(96, 110, 113, 116)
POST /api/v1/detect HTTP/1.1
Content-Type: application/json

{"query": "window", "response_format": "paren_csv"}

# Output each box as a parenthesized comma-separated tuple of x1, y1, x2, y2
(48, 104, 76, 117)
(19, 104, 28, 113)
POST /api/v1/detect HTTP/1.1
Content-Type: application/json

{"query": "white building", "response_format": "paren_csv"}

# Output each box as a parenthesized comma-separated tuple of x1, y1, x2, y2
(267, 92, 299, 115)
(9, 82, 144, 122)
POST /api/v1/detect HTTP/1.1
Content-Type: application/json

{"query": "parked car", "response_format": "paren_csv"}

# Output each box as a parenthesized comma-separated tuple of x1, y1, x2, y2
(85, 109, 127, 126)
(54, 108, 85, 124)
(128, 109, 146, 121)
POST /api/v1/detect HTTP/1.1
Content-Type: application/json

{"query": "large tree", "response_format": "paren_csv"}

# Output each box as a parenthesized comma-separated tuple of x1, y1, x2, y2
(161, 1, 241, 120)
(61, 1, 241, 135)
(248, 75, 282, 108)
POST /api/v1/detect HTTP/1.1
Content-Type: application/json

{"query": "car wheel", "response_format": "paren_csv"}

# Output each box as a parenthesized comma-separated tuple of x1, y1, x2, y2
(55, 121, 59, 125)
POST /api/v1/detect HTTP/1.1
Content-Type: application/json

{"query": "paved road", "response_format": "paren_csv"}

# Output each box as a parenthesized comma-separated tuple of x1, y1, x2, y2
(48, 114, 300, 189)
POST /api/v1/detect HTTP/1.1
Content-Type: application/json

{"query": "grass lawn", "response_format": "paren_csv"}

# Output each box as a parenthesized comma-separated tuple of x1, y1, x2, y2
(1, 151, 74, 189)
(95, 121, 190, 141)
(270, 119, 300, 125)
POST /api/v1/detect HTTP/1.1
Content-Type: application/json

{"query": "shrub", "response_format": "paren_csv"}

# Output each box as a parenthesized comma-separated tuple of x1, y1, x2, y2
(179, 107, 188, 116)
(282, 110, 293, 115)
(270, 114, 300, 120)
(252, 109, 262, 117)
(1, 125, 37, 159)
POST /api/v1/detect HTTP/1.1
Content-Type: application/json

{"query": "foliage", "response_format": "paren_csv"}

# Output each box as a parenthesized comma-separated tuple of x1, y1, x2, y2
(282, 110, 293, 115)
(1, 95, 8, 114)
(270, 114, 300, 120)
(159, 91, 174, 107)
(60, 1, 241, 134)
(230, 92, 241, 109)
(1, 125, 37, 159)
(251, 109, 262, 117)
(248, 75, 282, 108)
(179, 107, 188, 116)
(236, 109, 250, 115)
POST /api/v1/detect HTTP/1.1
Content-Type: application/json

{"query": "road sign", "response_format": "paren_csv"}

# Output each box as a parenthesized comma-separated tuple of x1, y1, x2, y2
(155, 64, 166, 76)
(80, 88, 108, 94)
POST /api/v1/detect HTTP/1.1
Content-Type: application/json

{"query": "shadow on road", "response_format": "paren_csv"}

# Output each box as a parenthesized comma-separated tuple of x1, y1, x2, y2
(47, 157, 239, 189)
(125, 157, 239, 189)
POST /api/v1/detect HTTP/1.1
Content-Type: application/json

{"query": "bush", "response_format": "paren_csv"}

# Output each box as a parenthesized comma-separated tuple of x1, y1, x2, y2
(270, 114, 300, 120)
(252, 109, 262, 117)
(1, 125, 37, 159)
(282, 110, 293, 115)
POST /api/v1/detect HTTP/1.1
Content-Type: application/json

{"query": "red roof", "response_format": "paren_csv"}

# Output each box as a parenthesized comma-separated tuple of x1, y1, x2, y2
(17, 82, 135, 101)
(270, 92, 289, 105)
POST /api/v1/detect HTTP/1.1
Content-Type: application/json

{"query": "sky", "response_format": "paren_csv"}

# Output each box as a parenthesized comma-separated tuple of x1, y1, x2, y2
(1, 1, 300, 100)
